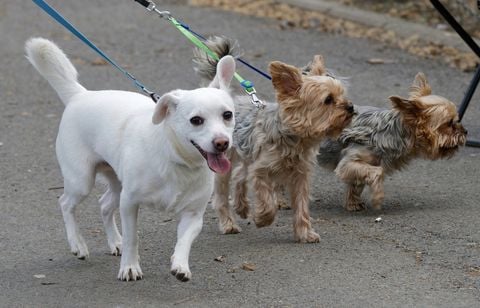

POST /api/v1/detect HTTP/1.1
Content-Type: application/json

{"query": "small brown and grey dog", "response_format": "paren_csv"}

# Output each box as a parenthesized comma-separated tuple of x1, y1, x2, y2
(317, 73, 467, 211)
(194, 37, 354, 242)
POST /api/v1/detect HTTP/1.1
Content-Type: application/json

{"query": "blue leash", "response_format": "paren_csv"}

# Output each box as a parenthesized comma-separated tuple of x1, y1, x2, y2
(32, 0, 161, 102)
(32, 0, 272, 104)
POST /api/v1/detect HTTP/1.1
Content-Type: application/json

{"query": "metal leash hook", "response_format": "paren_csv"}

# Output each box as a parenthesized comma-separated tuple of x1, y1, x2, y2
(241, 80, 266, 109)
(134, 0, 171, 19)
(249, 92, 265, 109)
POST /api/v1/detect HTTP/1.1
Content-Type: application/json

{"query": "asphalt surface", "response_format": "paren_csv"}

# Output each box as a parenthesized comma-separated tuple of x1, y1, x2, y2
(1, 0, 480, 307)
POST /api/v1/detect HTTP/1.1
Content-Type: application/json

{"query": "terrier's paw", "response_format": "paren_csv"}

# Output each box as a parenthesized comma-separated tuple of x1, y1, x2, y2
(295, 228, 320, 243)
(118, 263, 143, 281)
(254, 212, 275, 228)
(277, 198, 291, 210)
(345, 201, 366, 212)
(372, 202, 382, 211)
(219, 219, 242, 234)
(305, 230, 321, 243)
(235, 206, 249, 219)
(170, 265, 192, 282)
(372, 195, 385, 211)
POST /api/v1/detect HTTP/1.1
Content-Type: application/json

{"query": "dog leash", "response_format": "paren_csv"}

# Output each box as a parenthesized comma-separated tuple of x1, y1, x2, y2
(32, 0, 267, 108)
(132, 0, 267, 108)
(166, 13, 272, 82)
(32, 0, 162, 102)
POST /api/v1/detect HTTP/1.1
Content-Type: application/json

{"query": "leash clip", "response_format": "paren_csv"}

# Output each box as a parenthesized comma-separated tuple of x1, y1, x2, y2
(145, 0, 155, 11)
(142, 0, 171, 20)
(154, 9, 172, 20)
(241, 80, 265, 109)
(246, 88, 265, 109)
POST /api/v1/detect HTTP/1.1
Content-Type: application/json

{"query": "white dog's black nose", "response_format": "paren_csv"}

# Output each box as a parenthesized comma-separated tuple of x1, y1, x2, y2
(213, 137, 229, 152)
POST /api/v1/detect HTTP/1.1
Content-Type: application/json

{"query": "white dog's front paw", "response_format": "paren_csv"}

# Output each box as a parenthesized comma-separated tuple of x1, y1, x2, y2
(170, 264, 191, 282)
(68, 238, 89, 260)
(108, 240, 122, 256)
(118, 263, 143, 281)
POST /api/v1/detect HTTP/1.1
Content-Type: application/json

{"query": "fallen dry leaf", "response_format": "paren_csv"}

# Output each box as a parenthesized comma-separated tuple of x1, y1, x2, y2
(91, 58, 108, 66)
(241, 262, 256, 271)
(72, 57, 87, 66)
(468, 266, 480, 277)
(214, 255, 226, 262)
(415, 251, 423, 265)
(367, 58, 394, 65)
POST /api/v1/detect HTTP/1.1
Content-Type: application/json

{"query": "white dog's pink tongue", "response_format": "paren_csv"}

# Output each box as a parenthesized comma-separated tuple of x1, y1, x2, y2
(206, 152, 231, 174)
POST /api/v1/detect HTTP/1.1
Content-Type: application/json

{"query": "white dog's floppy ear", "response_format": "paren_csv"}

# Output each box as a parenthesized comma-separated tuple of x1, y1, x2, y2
(152, 91, 181, 124)
(208, 55, 236, 90)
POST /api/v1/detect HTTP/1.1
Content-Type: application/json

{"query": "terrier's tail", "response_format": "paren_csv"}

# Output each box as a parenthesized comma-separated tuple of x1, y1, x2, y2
(317, 139, 344, 171)
(193, 36, 241, 82)
(25, 37, 86, 105)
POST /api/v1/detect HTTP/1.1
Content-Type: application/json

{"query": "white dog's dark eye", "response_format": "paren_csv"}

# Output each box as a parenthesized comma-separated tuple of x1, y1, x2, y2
(190, 116, 204, 126)
(448, 119, 454, 126)
(324, 95, 334, 105)
(223, 111, 233, 121)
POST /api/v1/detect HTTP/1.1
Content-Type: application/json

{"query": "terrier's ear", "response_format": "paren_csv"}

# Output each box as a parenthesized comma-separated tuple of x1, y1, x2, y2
(152, 91, 181, 124)
(409, 72, 432, 99)
(208, 55, 236, 91)
(309, 55, 326, 76)
(389, 95, 426, 115)
(269, 61, 302, 95)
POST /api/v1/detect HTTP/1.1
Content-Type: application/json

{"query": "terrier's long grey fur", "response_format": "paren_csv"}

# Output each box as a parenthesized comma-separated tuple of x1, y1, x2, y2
(318, 105, 414, 174)
(194, 37, 291, 161)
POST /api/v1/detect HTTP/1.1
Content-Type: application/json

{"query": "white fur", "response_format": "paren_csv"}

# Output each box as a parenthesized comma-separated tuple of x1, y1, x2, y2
(25, 38, 236, 281)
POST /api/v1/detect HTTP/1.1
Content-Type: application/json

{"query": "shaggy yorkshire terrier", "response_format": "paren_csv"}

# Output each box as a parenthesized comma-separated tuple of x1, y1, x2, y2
(194, 37, 354, 243)
(317, 73, 467, 211)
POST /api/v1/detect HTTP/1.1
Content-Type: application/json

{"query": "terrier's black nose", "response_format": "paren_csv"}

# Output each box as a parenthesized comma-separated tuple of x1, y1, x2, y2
(213, 137, 229, 152)
(346, 104, 354, 113)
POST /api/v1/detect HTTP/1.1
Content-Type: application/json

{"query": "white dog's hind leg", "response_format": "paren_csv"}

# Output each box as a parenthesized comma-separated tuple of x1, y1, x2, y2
(98, 169, 122, 256)
(118, 193, 143, 281)
(170, 210, 204, 282)
(58, 152, 97, 259)
(59, 191, 89, 259)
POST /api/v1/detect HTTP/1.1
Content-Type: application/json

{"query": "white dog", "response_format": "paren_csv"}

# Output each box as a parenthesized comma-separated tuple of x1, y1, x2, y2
(25, 38, 236, 282)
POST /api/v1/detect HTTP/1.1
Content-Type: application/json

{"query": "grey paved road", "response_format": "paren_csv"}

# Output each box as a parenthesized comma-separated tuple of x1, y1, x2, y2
(1, 0, 479, 306)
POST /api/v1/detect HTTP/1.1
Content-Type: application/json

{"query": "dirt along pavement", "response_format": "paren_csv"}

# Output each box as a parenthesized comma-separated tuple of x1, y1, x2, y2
(1, 0, 480, 306)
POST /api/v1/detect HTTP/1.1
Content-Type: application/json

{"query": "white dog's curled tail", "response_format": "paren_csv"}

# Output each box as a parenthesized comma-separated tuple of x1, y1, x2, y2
(25, 37, 86, 104)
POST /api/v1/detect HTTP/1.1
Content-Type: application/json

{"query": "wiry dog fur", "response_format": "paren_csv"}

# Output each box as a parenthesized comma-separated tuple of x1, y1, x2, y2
(194, 37, 354, 243)
(26, 38, 236, 282)
(318, 73, 467, 211)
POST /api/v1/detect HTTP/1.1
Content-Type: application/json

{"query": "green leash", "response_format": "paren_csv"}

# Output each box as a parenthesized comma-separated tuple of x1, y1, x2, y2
(134, 0, 265, 108)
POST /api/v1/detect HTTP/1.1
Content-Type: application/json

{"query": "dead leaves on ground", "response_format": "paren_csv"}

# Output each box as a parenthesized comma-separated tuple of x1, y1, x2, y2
(214, 255, 256, 272)
(189, 0, 479, 72)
